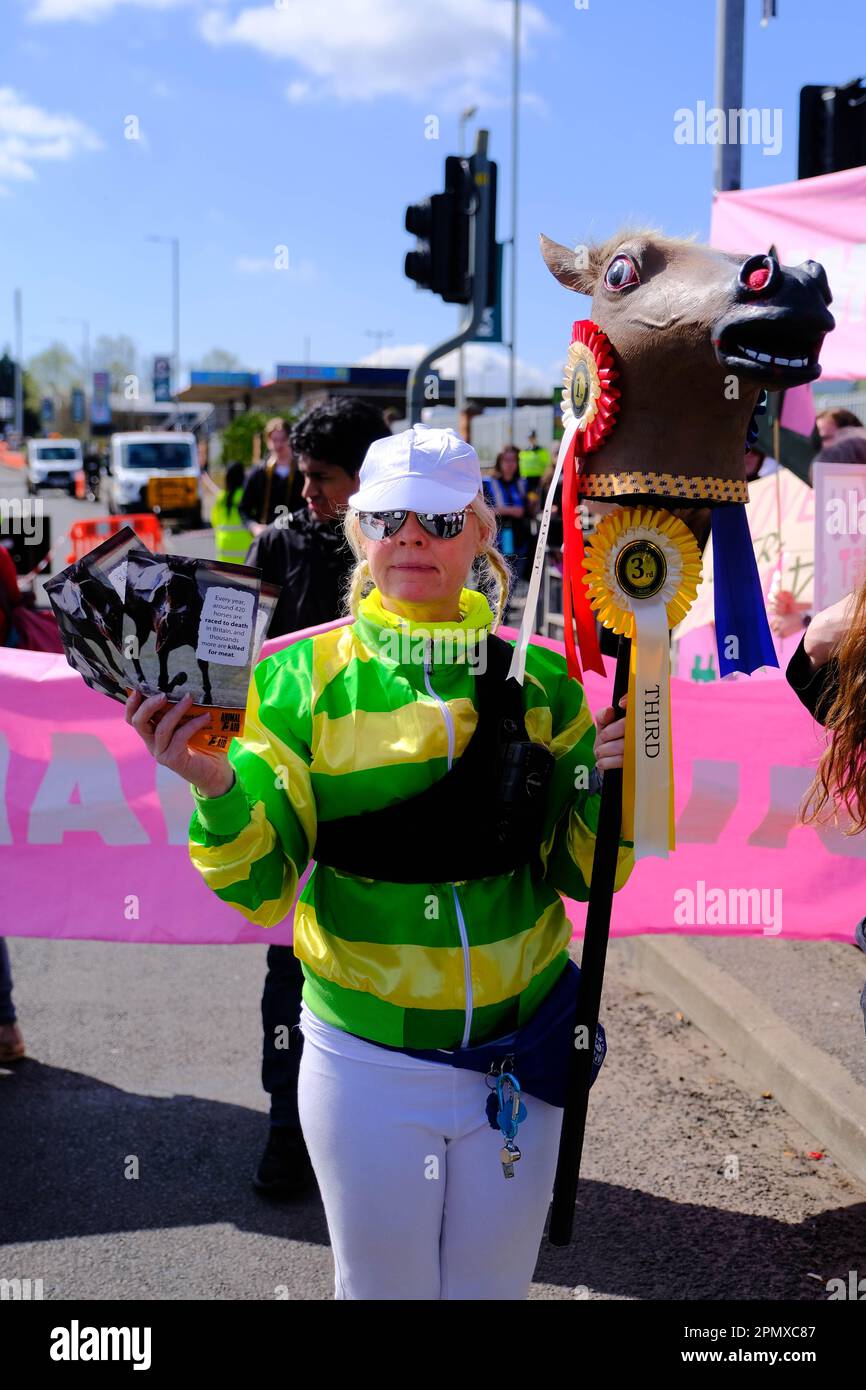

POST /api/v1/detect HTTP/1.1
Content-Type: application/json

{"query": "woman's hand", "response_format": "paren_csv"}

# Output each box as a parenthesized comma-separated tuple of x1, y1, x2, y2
(804, 591, 857, 672)
(769, 587, 799, 617)
(125, 691, 235, 798)
(593, 692, 628, 772)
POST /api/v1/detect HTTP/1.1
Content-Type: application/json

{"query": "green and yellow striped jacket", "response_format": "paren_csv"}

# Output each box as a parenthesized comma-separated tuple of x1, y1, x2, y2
(188, 585, 635, 1050)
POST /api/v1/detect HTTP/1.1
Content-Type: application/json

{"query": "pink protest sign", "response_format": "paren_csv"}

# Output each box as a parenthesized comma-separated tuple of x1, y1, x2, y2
(0, 619, 861, 944)
(711, 165, 866, 380)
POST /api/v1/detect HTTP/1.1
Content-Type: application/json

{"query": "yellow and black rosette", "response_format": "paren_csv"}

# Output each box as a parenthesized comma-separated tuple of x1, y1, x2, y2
(583, 507, 702, 860)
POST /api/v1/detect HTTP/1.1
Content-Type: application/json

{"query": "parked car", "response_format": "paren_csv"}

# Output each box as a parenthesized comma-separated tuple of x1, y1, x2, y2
(106, 432, 202, 529)
(26, 438, 83, 497)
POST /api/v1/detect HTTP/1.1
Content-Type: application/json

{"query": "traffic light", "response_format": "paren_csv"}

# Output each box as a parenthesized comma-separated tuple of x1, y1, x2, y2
(404, 155, 499, 307)
(0, 353, 16, 400)
(799, 79, 866, 179)
(404, 156, 473, 304)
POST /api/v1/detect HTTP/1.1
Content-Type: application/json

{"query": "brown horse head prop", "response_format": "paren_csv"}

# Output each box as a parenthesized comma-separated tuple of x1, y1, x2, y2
(541, 228, 835, 507)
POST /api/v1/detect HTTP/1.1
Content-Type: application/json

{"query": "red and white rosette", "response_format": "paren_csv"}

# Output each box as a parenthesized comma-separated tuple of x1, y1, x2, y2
(508, 320, 620, 685)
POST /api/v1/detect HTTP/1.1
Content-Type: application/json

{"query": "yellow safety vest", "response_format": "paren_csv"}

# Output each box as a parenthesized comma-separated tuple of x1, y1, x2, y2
(212, 490, 250, 565)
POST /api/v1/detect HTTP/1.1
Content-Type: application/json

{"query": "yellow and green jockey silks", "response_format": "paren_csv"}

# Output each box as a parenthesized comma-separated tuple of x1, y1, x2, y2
(188, 585, 634, 1050)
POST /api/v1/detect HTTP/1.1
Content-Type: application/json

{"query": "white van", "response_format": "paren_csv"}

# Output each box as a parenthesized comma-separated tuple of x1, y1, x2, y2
(26, 438, 83, 495)
(107, 431, 202, 528)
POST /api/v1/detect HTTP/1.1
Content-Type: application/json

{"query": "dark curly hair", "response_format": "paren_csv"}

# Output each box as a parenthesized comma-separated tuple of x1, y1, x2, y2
(291, 397, 390, 477)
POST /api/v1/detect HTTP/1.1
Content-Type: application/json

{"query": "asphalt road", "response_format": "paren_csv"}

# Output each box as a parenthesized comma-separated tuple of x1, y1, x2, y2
(2, 935, 864, 1301)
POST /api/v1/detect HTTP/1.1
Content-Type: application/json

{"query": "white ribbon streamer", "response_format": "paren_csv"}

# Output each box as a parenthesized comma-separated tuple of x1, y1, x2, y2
(507, 415, 579, 684)
(630, 594, 672, 861)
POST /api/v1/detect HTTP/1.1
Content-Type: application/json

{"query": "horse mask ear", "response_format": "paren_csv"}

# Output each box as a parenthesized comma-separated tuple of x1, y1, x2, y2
(539, 233, 595, 297)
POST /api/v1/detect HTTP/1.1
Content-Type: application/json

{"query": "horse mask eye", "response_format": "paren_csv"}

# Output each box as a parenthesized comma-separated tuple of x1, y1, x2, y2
(603, 255, 640, 291)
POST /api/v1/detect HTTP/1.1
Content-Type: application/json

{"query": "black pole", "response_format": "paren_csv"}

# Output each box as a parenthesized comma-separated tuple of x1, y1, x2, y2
(548, 631, 631, 1246)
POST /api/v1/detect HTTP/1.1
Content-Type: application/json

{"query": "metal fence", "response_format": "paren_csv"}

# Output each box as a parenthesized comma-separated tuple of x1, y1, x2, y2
(469, 407, 555, 466)
(813, 389, 866, 419)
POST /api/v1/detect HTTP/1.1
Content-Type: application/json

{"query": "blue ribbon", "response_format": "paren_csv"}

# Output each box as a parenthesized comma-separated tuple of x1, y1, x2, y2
(711, 504, 779, 677)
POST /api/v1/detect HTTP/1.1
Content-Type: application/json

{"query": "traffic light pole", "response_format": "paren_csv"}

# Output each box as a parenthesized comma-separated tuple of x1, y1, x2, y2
(406, 130, 492, 426)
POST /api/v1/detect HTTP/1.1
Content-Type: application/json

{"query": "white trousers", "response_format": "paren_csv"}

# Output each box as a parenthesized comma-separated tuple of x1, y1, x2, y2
(298, 1000, 564, 1300)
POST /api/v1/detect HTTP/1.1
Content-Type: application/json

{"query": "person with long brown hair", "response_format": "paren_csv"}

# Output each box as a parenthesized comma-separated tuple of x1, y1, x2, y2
(787, 578, 866, 1033)
(787, 580, 865, 830)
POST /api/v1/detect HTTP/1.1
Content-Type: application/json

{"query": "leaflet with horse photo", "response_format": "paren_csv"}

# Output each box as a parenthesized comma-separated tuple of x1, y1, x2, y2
(45, 527, 282, 751)
(44, 527, 146, 705)
(118, 551, 267, 753)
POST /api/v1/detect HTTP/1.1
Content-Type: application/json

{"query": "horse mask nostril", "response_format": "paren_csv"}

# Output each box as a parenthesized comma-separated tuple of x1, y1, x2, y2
(801, 258, 833, 306)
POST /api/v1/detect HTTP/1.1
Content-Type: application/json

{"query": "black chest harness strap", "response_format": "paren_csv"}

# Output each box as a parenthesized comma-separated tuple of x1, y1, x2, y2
(312, 632, 557, 884)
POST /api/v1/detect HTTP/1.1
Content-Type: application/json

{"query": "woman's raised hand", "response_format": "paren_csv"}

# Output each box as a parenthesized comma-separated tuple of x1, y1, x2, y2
(125, 691, 236, 798)
(804, 591, 858, 672)
(593, 693, 628, 772)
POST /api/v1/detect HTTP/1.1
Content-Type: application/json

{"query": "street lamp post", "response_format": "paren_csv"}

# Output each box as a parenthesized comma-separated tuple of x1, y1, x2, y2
(60, 315, 91, 420)
(147, 235, 180, 397)
(507, 0, 520, 445)
(456, 103, 478, 430)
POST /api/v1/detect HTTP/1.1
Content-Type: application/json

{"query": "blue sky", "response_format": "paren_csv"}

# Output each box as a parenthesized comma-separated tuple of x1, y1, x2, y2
(1, 0, 861, 396)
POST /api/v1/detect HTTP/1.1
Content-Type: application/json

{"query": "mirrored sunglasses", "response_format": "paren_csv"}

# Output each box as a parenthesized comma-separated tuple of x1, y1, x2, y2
(357, 509, 468, 541)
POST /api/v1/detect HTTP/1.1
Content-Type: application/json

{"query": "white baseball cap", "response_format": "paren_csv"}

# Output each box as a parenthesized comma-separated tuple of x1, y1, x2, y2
(348, 424, 482, 513)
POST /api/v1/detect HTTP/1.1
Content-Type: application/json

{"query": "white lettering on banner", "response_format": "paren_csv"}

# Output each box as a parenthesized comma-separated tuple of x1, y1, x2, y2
(750, 763, 866, 859)
(155, 762, 195, 845)
(27, 734, 149, 845)
(0, 733, 11, 845)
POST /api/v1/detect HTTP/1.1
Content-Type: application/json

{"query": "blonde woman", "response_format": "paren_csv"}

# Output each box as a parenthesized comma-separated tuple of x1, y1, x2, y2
(126, 425, 633, 1300)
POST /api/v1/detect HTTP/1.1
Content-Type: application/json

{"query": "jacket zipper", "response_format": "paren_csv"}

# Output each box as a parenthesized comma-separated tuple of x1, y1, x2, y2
(423, 654, 473, 1048)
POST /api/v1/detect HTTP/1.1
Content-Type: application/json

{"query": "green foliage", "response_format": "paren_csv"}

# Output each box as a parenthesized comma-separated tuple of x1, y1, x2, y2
(221, 412, 268, 467)
(93, 334, 138, 393)
(26, 341, 82, 396)
(197, 348, 243, 373)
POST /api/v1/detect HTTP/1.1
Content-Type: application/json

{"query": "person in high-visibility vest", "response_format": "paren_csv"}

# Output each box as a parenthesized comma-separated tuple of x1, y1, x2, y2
(517, 430, 550, 481)
(211, 461, 252, 565)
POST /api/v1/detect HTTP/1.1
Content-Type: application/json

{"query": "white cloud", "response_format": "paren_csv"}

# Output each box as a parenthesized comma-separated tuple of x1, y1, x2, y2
(27, 0, 191, 20)
(201, 0, 550, 105)
(359, 342, 550, 397)
(0, 87, 102, 191)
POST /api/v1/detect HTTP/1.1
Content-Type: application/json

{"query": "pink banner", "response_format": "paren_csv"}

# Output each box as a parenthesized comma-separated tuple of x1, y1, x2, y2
(0, 620, 862, 944)
(710, 164, 866, 380)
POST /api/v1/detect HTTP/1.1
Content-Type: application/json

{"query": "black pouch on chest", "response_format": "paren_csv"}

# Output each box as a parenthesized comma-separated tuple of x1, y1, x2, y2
(312, 632, 555, 883)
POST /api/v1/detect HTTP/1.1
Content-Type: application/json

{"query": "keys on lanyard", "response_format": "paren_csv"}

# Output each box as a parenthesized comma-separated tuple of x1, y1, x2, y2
(494, 1071, 527, 1180)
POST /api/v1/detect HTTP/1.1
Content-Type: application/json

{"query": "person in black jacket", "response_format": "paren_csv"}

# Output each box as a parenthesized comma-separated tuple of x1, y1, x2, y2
(786, 586, 866, 1036)
(244, 396, 390, 1198)
(239, 417, 306, 536)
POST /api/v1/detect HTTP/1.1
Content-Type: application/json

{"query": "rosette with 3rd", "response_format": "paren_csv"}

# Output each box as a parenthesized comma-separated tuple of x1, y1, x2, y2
(583, 507, 702, 859)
